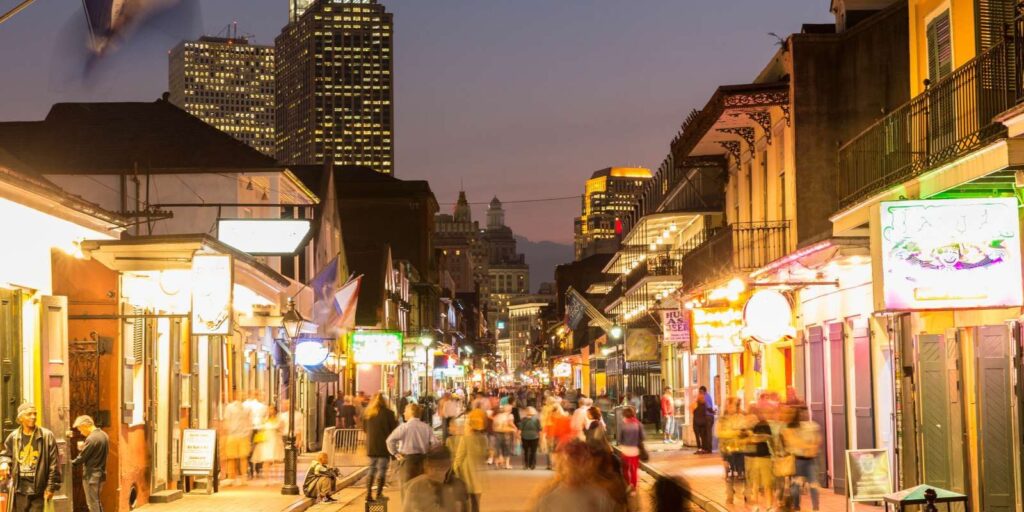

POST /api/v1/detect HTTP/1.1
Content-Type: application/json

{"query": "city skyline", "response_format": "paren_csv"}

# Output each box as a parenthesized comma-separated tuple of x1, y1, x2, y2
(0, 0, 833, 244)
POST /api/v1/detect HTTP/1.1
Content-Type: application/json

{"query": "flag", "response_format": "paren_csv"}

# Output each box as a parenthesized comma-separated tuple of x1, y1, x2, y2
(334, 275, 362, 333)
(311, 255, 341, 336)
(566, 292, 587, 331)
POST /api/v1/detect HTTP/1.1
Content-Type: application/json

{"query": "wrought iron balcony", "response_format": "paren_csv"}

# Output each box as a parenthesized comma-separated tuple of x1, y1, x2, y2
(681, 221, 790, 290)
(837, 36, 1015, 209)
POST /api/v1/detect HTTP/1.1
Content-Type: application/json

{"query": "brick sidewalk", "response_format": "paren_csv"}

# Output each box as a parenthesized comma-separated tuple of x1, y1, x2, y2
(639, 439, 881, 512)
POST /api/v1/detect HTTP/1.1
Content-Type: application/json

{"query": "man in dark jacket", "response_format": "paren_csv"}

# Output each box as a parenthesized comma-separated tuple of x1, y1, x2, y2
(363, 395, 398, 502)
(0, 403, 61, 512)
(71, 415, 109, 512)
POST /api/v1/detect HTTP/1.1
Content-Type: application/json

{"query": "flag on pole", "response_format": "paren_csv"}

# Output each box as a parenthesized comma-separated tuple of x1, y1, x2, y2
(334, 275, 362, 333)
(566, 292, 587, 331)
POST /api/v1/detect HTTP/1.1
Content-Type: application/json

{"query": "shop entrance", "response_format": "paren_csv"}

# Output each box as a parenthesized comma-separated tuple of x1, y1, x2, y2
(916, 332, 967, 510)
(0, 289, 20, 441)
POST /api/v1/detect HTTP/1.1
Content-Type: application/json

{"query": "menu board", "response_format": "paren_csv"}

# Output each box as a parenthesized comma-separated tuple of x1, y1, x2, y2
(181, 429, 217, 476)
(846, 449, 892, 502)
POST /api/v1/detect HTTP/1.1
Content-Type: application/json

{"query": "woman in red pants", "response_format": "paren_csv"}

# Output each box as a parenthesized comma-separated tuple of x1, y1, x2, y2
(616, 406, 644, 493)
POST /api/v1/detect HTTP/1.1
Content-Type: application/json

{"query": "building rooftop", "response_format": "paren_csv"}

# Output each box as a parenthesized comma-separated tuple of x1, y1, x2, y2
(590, 167, 652, 180)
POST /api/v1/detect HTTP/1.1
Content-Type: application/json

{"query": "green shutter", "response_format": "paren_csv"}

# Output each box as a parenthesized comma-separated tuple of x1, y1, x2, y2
(927, 11, 953, 81)
(975, 0, 1016, 53)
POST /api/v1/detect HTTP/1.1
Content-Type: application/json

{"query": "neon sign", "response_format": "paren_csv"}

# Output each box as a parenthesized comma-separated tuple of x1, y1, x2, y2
(351, 331, 403, 364)
(691, 307, 744, 354)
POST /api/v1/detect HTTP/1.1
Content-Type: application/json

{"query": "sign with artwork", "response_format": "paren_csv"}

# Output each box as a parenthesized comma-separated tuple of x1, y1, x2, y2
(661, 309, 691, 349)
(878, 198, 1023, 310)
(181, 429, 217, 476)
(625, 328, 660, 362)
(552, 362, 572, 378)
(846, 449, 893, 502)
(351, 331, 403, 364)
(691, 307, 744, 355)
(742, 290, 796, 344)
(191, 255, 232, 335)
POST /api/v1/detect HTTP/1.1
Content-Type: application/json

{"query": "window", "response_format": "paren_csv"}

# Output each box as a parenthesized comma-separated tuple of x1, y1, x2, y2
(926, 10, 952, 81)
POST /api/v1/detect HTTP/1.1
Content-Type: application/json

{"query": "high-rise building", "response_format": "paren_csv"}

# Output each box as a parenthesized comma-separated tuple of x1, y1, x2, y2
(573, 167, 652, 260)
(483, 197, 529, 335)
(168, 35, 275, 155)
(435, 191, 489, 295)
(275, 0, 394, 173)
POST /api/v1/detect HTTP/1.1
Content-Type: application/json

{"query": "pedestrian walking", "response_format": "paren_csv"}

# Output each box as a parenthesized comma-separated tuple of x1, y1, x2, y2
(363, 393, 398, 501)
(782, 407, 822, 512)
(583, 406, 606, 446)
(337, 396, 358, 429)
(386, 403, 440, 500)
(519, 407, 541, 470)
(744, 405, 775, 512)
(222, 394, 252, 484)
(439, 392, 462, 444)
(0, 403, 62, 512)
(660, 387, 676, 443)
(616, 406, 644, 494)
(492, 405, 518, 469)
(530, 440, 615, 512)
(253, 405, 285, 477)
(453, 420, 487, 512)
(70, 415, 108, 512)
(242, 391, 268, 478)
(403, 447, 469, 512)
(302, 452, 339, 504)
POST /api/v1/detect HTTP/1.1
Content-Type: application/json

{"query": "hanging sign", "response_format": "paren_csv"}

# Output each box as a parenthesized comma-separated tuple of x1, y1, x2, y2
(742, 290, 796, 344)
(191, 254, 232, 335)
(181, 429, 217, 476)
(625, 328, 660, 362)
(552, 362, 572, 378)
(846, 449, 893, 503)
(661, 309, 691, 348)
(217, 218, 313, 256)
(351, 331, 403, 364)
(877, 198, 1023, 310)
(691, 307, 744, 355)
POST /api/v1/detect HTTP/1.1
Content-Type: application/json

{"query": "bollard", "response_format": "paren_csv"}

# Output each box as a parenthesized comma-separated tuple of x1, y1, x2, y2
(923, 488, 938, 512)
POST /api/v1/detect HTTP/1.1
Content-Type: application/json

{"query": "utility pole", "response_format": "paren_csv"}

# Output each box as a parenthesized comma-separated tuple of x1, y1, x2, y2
(0, 0, 36, 25)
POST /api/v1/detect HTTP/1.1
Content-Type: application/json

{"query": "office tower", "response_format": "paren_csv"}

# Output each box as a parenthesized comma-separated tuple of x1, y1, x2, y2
(168, 35, 276, 156)
(573, 167, 652, 260)
(276, 0, 394, 173)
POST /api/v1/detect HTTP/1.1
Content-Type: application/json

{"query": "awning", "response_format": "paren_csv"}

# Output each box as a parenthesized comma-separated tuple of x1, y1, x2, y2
(300, 364, 340, 383)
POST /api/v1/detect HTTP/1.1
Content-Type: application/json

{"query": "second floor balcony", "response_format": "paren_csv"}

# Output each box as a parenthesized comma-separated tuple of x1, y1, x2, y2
(681, 221, 790, 290)
(837, 33, 1017, 210)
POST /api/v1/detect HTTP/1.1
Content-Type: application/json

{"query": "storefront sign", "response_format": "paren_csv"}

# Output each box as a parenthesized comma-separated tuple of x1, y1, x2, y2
(878, 198, 1023, 310)
(351, 331, 403, 364)
(181, 429, 217, 476)
(295, 340, 330, 366)
(552, 362, 572, 378)
(661, 309, 691, 349)
(846, 449, 893, 502)
(434, 365, 466, 378)
(217, 218, 313, 255)
(191, 255, 232, 335)
(625, 328, 660, 361)
(742, 290, 796, 344)
(691, 307, 744, 355)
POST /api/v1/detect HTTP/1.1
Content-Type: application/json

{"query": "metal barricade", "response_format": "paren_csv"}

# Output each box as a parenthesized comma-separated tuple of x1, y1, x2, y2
(323, 427, 366, 466)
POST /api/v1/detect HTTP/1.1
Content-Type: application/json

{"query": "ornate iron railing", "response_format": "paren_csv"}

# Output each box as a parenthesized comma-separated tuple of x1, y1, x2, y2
(837, 37, 1015, 209)
(681, 221, 790, 290)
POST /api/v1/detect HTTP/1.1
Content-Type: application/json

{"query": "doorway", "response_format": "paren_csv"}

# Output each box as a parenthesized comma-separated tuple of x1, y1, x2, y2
(0, 289, 21, 441)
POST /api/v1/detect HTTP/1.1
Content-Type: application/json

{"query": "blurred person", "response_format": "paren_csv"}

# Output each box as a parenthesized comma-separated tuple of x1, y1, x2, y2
(439, 392, 462, 444)
(363, 393, 398, 501)
(0, 403, 61, 512)
(583, 406, 606, 446)
(519, 407, 541, 470)
(744, 406, 775, 512)
(337, 396, 358, 429)
(243, 391, 268, 478)
(404, 447, 469, 512)
(302, 452, 339, 504)
(386, 403, 440, 500)
(546, 402, 574, 459)
(716, 397, 752, 505)
(71, 415, 108, 512)
(539, 397, 557, 469)
(222, 394, 252, 483)
(570, 397, 595, 440)
(397, 391, 413, 424)
(279, 399, 304, 454)
(492, 405, 518, 469)
(783, 407, 822, 512)
(660, 387, 676, 443)
(692, 386, 715, 454)
(253, 405, 285, 476)
(530, 441, 615, 512)
(453, 418, 488, 512)
(616, 406, 644, 493)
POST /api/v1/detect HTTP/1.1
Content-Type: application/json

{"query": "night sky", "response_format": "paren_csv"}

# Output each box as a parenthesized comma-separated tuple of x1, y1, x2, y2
(0, 0, 833, 244)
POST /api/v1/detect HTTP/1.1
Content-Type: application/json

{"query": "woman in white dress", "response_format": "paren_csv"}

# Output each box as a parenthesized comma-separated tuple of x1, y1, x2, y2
(253, 405, 285, 476)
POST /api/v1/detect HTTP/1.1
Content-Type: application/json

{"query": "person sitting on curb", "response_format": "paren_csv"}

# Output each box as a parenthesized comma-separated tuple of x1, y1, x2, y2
(302, 452, 339, 504)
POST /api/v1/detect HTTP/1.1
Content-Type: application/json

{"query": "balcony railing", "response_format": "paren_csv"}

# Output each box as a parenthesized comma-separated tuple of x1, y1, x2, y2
(837, 36, 1015, 209)
(681, 221, 790, 290)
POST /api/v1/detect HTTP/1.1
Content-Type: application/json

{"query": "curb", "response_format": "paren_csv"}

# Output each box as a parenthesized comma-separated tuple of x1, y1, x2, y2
(613, 446, 729, 512)
(281, 466, 370, 512)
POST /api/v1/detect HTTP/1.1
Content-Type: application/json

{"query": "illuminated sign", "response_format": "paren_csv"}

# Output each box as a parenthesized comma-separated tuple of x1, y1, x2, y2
(878, 198, 1023, 310)
(691, 307, 744, 355)
(552, 362, 572, 378)
(351, 331, 403, 364)
(191, 255, 232, 335)
(434, 365, 466, 378)
(295, 341, 330, 366)
(742, 290, 796, 344)
(661, 309, 691, 348)
(217, 219, 313, 256)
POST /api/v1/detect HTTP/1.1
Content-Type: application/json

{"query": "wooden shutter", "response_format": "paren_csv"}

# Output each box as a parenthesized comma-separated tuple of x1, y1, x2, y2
(975, 0, 1016, 53)
(927, 11, 953, 81)
(807, 325, 829, 487)
(851, 318, 875, 449)
(122, 306, 144, 423)
(828, 322, 849, 495)
(976, 326, 1014, 512)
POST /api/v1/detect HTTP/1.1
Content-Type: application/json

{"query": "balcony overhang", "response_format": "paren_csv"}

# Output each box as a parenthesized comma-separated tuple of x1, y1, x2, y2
(831, 137, 1024, 236)
(671, 81, 790, 162)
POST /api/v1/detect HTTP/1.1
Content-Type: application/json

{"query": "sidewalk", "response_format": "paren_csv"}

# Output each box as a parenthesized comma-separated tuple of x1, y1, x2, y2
(638, 439, 880, 512)
(137, 453, 368, 512)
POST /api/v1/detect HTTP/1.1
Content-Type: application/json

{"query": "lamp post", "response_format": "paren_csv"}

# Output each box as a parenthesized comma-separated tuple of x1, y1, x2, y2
(420, 335, 433, 395)
(280, 299, 304, 496)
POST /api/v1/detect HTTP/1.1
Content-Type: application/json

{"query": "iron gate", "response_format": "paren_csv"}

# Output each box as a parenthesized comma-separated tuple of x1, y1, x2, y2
(69, 336, 101, 512)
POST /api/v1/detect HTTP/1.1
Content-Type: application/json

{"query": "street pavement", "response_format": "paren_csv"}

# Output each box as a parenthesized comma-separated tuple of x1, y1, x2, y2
(640, 439, 881, 511)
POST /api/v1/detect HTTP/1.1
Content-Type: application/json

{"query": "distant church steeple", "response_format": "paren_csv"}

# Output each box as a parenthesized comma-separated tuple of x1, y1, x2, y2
(487, 196, 505, 229)
(454, 190, 472, 223)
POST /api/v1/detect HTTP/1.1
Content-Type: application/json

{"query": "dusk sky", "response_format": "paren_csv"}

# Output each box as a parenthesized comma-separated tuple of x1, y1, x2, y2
(0, 0, 833, 245)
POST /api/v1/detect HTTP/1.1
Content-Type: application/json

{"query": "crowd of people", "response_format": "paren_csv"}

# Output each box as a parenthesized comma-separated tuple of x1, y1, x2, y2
(221, 391, 304, 484)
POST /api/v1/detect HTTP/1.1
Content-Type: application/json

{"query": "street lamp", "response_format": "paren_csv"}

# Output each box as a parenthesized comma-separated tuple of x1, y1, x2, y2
(609, 325, 623, 340)
(280, 298, 304, 496)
